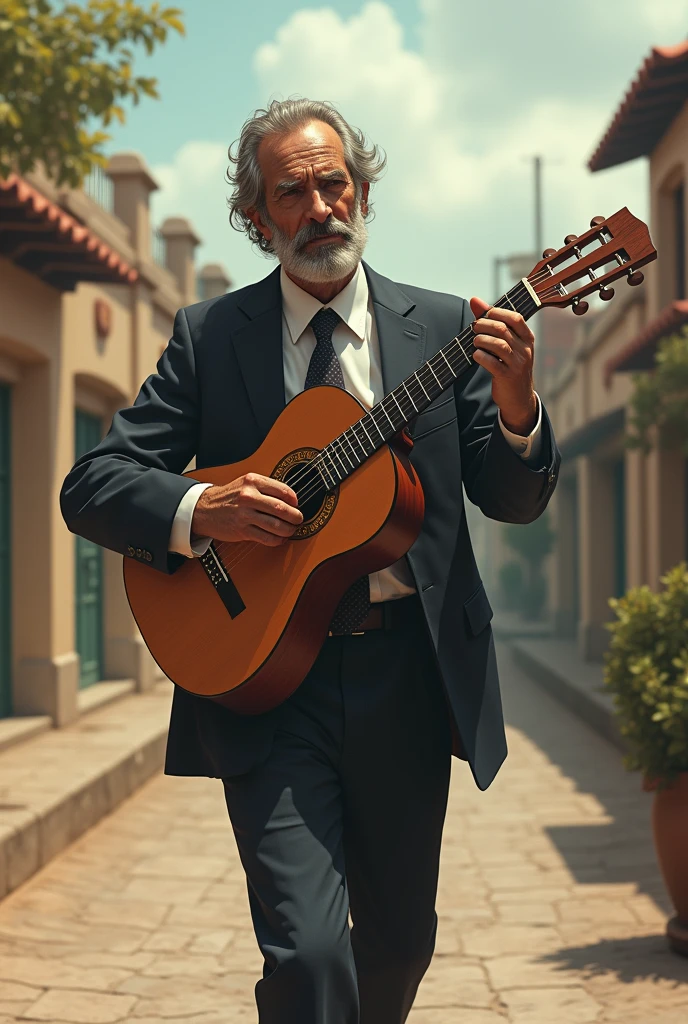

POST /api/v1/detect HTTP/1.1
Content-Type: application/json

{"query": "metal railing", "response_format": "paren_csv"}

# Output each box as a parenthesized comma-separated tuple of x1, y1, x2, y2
(152, 228, 167, 267)
(82, 166, 114, 213)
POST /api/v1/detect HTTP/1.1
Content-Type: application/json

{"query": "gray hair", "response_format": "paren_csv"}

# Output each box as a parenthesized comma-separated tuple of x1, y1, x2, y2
(226, 98, 387, 255)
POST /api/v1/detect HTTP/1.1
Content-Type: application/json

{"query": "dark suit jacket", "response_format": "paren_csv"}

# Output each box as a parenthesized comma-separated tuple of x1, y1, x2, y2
(60, 261, 560, 790)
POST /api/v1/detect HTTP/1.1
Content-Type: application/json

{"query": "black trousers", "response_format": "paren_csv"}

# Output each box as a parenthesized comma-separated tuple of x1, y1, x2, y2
(222, 601, 453, 1024)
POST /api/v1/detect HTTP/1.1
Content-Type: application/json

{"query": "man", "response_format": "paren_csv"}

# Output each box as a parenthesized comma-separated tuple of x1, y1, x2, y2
(61, 99, 560, 1023)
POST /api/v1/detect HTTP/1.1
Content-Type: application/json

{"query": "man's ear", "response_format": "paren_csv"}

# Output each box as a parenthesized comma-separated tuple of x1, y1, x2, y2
(247, 207, 272, 242)
(361, 181, 370, 215)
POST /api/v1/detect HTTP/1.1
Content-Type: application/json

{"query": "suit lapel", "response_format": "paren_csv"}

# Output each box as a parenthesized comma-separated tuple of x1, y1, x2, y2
(363, 262, 426, 395)
(232, 266, 286, 437)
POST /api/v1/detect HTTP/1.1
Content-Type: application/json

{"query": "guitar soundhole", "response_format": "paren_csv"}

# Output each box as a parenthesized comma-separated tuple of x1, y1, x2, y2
(272, 448, 338, 539)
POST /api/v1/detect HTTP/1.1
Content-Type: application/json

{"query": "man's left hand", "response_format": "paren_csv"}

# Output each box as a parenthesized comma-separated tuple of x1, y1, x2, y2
(469, 296, 538, 436)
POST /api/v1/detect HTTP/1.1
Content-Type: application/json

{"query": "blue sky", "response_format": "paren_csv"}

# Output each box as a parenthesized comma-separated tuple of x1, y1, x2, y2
(105, 0, 688, 300)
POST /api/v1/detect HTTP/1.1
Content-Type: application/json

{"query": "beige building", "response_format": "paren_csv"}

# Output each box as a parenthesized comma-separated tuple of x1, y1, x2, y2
(0, 155, 231, 731)
(544, 42, 688, 660)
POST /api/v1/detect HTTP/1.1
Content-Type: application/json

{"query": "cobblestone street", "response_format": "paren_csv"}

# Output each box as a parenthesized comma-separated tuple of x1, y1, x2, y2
(0, 644, 686, 1023)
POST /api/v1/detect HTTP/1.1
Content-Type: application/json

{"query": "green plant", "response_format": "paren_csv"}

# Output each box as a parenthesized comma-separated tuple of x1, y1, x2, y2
(604, 562, 688, 785)
(626, 326, 688, 455)
(0, 0, 184, 187)
(498, 559, 524, 610)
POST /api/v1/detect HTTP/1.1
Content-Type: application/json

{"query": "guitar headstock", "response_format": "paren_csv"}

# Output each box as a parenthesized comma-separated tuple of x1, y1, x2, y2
(527, 209, 657, 315)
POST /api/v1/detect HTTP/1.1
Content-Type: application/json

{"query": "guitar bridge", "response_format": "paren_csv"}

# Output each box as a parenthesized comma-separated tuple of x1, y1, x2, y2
(199, 543, 246, 618)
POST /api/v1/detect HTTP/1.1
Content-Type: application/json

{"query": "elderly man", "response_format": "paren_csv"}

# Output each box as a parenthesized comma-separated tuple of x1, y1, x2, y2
(61, 99, 560, 1024)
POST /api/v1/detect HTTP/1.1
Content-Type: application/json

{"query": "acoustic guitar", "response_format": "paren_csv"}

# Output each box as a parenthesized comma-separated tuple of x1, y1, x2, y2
(123, 209, 656, 713)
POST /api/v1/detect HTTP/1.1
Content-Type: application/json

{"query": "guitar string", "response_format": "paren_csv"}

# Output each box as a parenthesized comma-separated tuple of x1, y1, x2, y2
(278, 285, 538, 503)
(215, 260, 608, 576)
(215, 288, 538, 576)
(275, 249, 612, 502)
(212, 248, 620, 572)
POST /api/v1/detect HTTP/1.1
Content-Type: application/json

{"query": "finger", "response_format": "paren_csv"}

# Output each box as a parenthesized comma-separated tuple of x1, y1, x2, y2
(250, 510, 298, 537)
(472, 348, 509, 376)
(247, 491, 304, 524)
(472, 334, 513, 365)
(469, 296, 491, 320)
(244, 473, 300, 507)
(472, 318, 515, 345)
(473, 305, 534, 346)
(244, 524, 286, 547)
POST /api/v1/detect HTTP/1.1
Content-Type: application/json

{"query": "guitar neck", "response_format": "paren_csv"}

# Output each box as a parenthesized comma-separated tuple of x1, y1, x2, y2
(315, 278, 541, 491)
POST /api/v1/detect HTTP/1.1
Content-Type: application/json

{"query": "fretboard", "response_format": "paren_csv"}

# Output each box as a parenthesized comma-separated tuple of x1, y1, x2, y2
(314, 278, 540, 491)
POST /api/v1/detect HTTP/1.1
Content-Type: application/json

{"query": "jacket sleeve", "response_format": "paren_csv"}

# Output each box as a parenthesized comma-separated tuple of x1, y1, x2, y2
(454, 298, 561, 524)
(60, 307, 202, 575)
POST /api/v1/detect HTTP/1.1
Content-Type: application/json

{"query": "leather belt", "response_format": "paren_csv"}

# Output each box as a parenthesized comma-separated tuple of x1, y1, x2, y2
(328, 594, 422, 636)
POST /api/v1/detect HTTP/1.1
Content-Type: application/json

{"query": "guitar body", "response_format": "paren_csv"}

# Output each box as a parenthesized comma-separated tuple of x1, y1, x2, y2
(123, 386, 425, 714)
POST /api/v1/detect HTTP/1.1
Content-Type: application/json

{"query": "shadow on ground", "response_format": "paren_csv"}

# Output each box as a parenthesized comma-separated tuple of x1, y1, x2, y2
(497, 641, 672, 915)
(537, 933, 688, 985)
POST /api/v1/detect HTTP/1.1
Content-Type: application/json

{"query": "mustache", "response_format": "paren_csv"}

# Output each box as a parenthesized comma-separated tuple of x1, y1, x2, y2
(294, 218, 354, 249)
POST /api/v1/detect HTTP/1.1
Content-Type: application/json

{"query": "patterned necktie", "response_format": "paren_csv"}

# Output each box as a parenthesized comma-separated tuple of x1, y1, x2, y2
(304, 308, 371, 634)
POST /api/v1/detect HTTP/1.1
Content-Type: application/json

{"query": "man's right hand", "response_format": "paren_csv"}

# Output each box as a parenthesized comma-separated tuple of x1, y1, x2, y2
(191, 473, 303, 547)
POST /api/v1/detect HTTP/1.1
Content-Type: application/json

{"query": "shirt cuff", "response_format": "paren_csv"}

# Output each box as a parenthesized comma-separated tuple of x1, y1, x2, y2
(498, 392, 543, 464)
(168, 482, 213, 557)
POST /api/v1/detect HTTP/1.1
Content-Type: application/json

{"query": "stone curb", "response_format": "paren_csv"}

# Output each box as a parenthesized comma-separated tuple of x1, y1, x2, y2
(507, 637, 627, 755)
(0, 688, 170, 901)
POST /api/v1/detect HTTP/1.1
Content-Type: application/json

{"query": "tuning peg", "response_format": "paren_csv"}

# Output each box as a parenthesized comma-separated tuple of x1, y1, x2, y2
(542, 247, 556, 258)
(564, 234, 577, 244)
(590, 215, 605, 228)
(572, 298, 589, 315)
(599, 285, 615, 301)
(627, 270, 644, 287)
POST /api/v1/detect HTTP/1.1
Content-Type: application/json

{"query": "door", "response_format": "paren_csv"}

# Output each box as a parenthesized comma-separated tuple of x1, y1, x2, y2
(74, 410, 104, 687)
(0, 385, 11, 716)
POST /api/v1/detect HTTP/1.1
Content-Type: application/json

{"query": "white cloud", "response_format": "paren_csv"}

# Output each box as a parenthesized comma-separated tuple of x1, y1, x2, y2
(254, 2, 488, 213)
(148, 1, 656, 297)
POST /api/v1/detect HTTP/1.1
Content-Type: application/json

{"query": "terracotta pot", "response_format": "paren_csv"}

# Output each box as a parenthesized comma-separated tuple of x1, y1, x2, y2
(648, 772, 688, 956)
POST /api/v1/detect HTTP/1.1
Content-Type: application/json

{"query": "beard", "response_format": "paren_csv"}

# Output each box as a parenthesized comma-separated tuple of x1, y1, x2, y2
(263, 200, 368, 283)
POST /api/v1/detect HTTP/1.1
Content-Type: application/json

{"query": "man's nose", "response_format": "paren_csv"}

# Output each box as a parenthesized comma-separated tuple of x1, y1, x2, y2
(305, 189, 332, 223)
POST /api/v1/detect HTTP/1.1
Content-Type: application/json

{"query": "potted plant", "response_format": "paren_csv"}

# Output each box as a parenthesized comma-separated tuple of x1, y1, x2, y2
(604, 562, 688, 956)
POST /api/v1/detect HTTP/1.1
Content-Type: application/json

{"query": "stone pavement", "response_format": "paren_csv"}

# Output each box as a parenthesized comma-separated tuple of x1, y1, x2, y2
(0, 643, 686, 1023)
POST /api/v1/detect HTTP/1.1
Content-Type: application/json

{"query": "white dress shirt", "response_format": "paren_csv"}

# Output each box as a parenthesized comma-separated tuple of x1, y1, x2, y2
(169, 263, 543, 601)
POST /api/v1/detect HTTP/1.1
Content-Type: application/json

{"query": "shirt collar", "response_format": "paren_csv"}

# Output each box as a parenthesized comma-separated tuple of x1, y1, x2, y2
(280, 263, 368, 345)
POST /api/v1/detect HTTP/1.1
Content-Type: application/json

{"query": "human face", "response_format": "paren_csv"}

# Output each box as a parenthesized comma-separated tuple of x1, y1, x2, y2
(250, 121, 370, 283)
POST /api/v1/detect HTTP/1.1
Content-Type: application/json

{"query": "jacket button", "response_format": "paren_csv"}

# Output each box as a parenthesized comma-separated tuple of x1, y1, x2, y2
(127, 546, 135, 556)
(136, 548, 142, 558)
(145, 551, 152, 562)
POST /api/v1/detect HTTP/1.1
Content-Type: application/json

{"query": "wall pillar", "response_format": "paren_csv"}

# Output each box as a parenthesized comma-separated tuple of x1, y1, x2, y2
(646, 443, 686, 589)
(625, 446, 647, 588)
(198, 263, 232, 300)
(107, 153, 159, 262)
(161, 218, 201, 307)
(577, 456, 615, 660)
(552, 476, 578, 637)
(12, 359, 79, 725)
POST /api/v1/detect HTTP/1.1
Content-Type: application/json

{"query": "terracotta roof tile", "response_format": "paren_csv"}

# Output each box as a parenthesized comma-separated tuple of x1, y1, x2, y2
(589, 42, 688, 171)
(0, 173, 138, 289)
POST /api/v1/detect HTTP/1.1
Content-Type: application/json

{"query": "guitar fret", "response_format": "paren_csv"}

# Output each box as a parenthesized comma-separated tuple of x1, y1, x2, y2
(438, 349, 457, 378)
(402, 381, 419, 413)
(379, 401, 396, 431)
(368, 411, 386, 441)
(345, 427, 364, 463)
(414, 371, 430, 402)
(427, 361, 443, 389)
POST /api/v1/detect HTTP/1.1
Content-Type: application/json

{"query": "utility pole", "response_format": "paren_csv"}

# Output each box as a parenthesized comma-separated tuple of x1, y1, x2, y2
(534, 154, 543, 259)
(532, 154, 545, 392)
